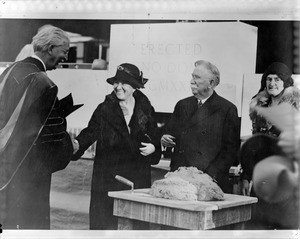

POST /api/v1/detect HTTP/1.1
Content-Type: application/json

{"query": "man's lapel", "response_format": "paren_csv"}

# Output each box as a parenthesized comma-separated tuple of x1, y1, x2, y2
(185, 92, 220, 129)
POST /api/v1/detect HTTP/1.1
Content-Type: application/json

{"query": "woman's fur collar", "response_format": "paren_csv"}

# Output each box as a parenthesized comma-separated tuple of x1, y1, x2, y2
(250, 86, 300, 111)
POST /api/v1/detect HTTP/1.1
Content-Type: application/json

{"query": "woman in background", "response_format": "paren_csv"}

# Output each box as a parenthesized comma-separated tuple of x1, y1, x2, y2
(72, 63, 161, 229)
(249, 62, 300, 137)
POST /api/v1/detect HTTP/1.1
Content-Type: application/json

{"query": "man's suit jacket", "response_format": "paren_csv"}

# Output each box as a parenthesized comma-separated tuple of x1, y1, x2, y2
(165, 91, 240, 192)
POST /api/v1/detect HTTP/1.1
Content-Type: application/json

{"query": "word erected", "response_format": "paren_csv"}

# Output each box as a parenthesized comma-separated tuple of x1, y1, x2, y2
(141, 43, 201, 56)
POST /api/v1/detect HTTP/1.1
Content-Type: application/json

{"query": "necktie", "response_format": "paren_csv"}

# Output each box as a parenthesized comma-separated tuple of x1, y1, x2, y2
(198, 100, 203, 108)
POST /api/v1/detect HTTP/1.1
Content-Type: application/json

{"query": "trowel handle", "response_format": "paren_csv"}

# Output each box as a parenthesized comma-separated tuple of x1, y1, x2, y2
(115, 175, 134, 188)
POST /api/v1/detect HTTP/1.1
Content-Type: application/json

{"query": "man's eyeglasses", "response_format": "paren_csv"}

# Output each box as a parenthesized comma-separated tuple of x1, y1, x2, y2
(53, 45, 69, 56)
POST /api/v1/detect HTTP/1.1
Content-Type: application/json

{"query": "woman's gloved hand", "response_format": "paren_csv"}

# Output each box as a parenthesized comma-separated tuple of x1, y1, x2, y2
(139, 142, 155, 156)
(241, 179, 253, 196)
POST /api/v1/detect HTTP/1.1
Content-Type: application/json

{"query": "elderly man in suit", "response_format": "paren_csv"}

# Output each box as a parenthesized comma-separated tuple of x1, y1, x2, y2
(161, 60, 240, 193)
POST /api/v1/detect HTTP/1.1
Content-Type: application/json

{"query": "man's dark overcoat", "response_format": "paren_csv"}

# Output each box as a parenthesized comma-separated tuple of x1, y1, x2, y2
(0, 57, 73, 229)
(73, 90, 161, 229)
(164, 91, 240, 193)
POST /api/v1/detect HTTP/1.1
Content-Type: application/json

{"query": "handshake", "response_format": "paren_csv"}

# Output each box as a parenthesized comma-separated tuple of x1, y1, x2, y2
(71, 138, 80, 154)
(60, 93, 83, 155)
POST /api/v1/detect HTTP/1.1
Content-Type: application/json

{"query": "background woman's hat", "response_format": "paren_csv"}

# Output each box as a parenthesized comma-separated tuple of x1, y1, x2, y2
(259, 62, 293, 92)
(106, 63, 148, 89)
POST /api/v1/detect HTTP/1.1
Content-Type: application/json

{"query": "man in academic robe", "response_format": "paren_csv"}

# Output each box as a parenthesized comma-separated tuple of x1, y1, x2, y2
(0, 26, 80, 229)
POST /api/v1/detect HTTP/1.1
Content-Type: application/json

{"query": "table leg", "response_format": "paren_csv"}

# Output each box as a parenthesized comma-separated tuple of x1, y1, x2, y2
(117, 217, 133, 230)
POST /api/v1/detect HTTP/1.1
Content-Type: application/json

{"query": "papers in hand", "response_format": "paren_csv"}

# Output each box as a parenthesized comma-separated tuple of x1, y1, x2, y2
(59, 93, 84, 117)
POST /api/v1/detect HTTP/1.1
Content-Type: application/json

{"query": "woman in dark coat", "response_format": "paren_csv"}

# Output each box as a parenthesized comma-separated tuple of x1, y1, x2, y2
(72, 63, 161, 229)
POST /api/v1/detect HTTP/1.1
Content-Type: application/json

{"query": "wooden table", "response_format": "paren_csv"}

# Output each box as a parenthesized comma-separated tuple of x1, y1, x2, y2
(108, 188, 257, 230)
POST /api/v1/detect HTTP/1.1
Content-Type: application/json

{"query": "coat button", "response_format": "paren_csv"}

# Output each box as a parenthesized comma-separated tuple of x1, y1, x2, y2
(201, 130, 206, 135)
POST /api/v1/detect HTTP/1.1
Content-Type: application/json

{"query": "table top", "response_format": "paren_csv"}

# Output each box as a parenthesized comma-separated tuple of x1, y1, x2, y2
(108, 188, 258, 212)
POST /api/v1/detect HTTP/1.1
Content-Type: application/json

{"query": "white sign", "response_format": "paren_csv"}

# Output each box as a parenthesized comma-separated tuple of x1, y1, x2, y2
(48, 69, 110, 129)
(109, 22, 258, 114)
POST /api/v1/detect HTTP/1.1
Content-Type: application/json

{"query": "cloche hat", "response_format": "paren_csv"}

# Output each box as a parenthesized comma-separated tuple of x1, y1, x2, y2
(258, 62, 294, 93)
(106, 63, 148, 89)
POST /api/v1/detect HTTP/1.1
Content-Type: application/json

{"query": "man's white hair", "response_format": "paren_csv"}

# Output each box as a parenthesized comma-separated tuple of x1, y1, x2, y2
(32, 26, 69, 53)
(194, 60, 220, 86)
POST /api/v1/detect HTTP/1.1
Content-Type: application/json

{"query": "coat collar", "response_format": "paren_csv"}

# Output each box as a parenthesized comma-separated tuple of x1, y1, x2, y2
(184, 91, 222, 129)
(103, 90, 152, 154)
(22, 57, 46, 72)
(250, 86, 300, 111)
(31, 55, 47, 72)
(104, 90, 151, 135)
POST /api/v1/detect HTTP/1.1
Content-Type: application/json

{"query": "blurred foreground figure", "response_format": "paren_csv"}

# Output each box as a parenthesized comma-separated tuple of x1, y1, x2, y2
(241, 63, 300, 229)
(0, 26, 80, 229)
(251, 103, 299, 229)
